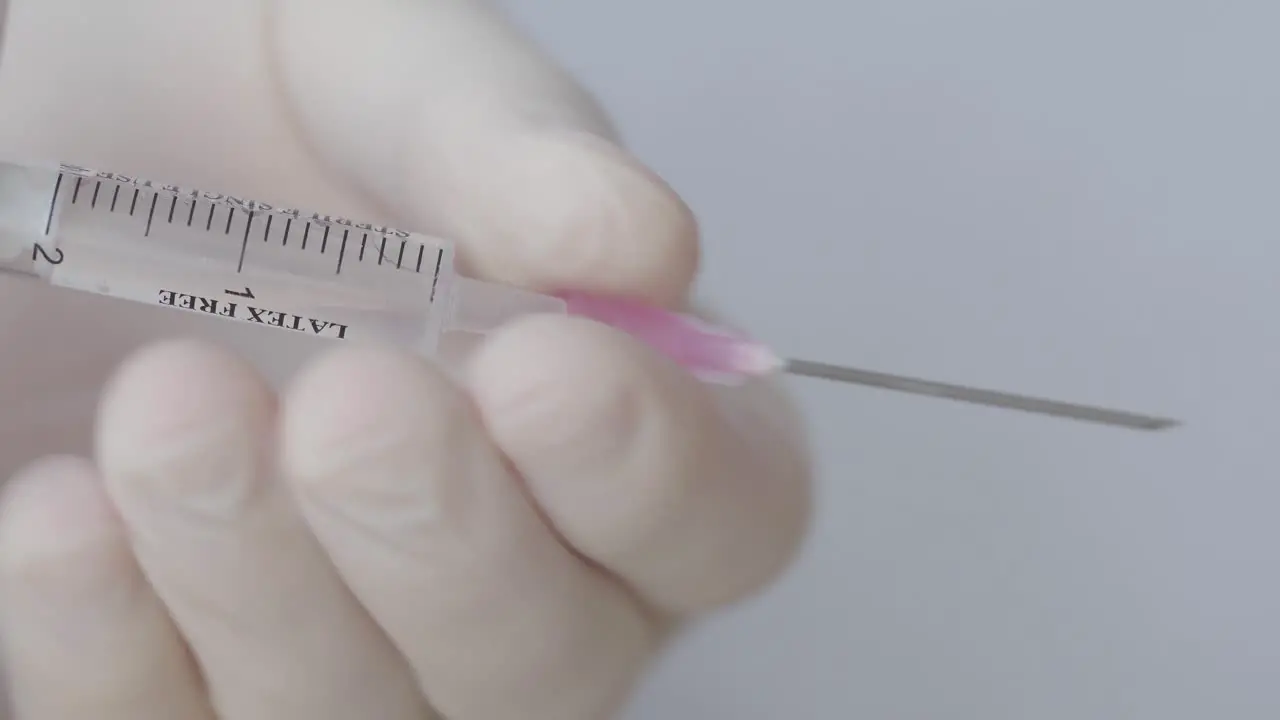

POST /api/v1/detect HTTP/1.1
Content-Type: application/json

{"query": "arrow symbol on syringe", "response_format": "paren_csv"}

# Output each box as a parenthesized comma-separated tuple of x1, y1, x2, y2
(225, 287, 255, 299)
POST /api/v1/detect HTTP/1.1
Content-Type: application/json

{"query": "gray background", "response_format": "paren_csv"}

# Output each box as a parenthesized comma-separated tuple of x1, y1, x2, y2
(502, 1, 1279, 718)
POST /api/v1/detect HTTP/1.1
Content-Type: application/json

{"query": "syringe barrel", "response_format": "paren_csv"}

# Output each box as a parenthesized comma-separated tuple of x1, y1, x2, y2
(0, 160, 564, 355)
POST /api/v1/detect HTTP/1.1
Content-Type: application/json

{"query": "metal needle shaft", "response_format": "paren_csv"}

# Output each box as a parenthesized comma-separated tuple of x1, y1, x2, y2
(784, 359, 1178, 431)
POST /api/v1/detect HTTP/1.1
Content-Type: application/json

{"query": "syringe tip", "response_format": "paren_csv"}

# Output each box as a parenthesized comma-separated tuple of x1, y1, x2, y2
(559, 291, 787, 380)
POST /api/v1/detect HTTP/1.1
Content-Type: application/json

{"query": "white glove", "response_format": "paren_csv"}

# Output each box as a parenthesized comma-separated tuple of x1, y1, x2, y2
(0, 2, 812, 718)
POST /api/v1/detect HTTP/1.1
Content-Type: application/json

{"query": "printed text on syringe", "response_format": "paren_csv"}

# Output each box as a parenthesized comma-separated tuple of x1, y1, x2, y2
(157, 289, 351, 339)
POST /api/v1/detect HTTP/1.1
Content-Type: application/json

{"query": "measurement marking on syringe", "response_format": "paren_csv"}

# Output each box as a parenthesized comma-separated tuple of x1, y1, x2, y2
(41, 171, 446, 299)
(336, 229, 349, 274)
(430, 249, 444, 301)
(44, 174, 63, 235)
(144, 194, 158, 237)
(237, 211, 255, 272)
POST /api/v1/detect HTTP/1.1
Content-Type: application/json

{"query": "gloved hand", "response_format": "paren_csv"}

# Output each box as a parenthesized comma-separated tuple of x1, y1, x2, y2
(0, 2, 812, 718)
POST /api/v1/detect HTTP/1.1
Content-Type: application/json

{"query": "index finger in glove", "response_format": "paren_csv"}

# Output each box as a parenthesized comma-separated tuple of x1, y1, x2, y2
(270, 0, 700, 306)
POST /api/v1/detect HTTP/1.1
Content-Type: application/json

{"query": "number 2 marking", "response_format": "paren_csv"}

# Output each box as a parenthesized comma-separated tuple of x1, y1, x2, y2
(31, 243, 64, 265)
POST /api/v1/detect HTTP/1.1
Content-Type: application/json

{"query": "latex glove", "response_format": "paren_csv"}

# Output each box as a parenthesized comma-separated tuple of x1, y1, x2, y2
(0, 2, 813, 719)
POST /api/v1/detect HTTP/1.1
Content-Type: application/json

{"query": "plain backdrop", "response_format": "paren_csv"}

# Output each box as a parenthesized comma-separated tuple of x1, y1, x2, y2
(499, 1, 1279, 718)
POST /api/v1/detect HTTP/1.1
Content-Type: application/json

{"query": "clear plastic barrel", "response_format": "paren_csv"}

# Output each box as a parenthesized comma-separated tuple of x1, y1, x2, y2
(0, 162, 565, 354)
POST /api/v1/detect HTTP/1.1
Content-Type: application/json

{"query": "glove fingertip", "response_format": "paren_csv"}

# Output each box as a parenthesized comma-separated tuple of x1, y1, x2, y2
(465, 313, 697, 502)
(410, 126, 701, 308)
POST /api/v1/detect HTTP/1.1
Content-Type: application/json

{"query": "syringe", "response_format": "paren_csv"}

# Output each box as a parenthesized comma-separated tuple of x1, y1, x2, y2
(0, 161, 1177, 431)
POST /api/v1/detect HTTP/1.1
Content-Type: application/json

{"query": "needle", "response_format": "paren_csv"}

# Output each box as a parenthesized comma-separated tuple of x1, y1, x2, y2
(784, 359, 1179, 431)
(1, 160, 1182, 436)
